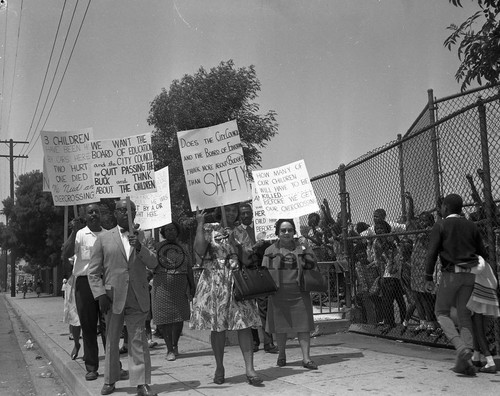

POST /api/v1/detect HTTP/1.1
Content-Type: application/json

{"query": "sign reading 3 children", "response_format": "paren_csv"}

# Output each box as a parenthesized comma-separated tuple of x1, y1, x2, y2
(177, 120, 251, 210)
(252, 159, 319, 218)
(41, 128, 95, 206)
(91, 133, 156, 198)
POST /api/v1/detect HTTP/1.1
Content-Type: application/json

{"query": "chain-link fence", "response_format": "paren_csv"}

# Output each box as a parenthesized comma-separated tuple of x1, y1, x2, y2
(305, 84, 500, 348)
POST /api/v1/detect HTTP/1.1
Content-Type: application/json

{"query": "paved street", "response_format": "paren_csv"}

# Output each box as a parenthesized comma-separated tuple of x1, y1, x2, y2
(3, 293, 500, 396)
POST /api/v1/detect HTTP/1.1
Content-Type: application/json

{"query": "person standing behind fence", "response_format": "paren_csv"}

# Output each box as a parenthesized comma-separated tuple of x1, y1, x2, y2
(261, 219, 319, 370)
(425, 193, 488, 376)
(152, 222, 195, 362)
(369, 221, 406, 332)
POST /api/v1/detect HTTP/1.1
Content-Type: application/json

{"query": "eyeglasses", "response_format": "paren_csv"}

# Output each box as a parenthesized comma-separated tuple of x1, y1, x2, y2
(279, 228, 295, 233)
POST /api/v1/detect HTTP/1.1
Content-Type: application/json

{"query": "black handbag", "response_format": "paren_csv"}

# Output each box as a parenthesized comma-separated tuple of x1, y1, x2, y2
(299, 266, 328, 293)
(233, 264, 278, 301)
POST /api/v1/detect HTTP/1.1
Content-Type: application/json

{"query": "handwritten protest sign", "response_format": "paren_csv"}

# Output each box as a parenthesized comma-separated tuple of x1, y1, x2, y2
(177, 120, 251, 211)
(40, 129, 95, 206)
(252, 184, 300, 241)
(91, 133, 156, 199)
(132, 166, 171, 230)
(252, 159, 319, 219)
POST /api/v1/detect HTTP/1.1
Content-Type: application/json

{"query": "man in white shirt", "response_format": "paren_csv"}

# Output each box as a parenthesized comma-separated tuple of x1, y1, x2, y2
(62, 203, 107, 382)
(361, 208, 406, 237)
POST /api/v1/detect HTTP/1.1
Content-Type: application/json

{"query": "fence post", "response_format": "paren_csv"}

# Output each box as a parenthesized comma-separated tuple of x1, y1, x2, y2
(397, 134, 407, 221)
(428, 89, 442, 209)
(338, 163, 351, 308)
(477, 98, 497, 266)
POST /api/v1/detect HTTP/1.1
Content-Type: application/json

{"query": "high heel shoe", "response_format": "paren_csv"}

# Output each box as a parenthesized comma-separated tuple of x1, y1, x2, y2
(213, 369, 225, 385)
(71, 344, 80, 360)
(246, 375, 263, 386)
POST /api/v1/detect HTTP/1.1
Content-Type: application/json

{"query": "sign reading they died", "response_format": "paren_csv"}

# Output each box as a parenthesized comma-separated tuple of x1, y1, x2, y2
(41, 128, 95, 206)
(177, 120, 251, 210)
(91, 133, 156, 198)
(252, 159, 319, 219)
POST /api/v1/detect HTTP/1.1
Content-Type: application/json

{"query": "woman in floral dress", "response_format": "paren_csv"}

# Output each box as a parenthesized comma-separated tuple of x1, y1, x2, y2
(190, 204, 262, 386)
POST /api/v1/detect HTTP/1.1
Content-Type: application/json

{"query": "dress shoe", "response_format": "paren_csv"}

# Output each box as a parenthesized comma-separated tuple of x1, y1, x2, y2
(119, 369, 129, 381)
(166, 352, 176, 361)
(479, 365, 497, 374)
(148, 339, 158, 348)
(302, 360, 318, 370)
(71, 344, 80, 360)
(119, 346, 128, 354)
(85, 371, 98, 381)
(213, 368, 225, 384)
(264, 344, 279, 354)
(100, 383, 115, 395)
(246, 375, 263, 386)
(136, 384, 157, 396)
(277, 357, 286, 367)
(472, 360, 484, 368)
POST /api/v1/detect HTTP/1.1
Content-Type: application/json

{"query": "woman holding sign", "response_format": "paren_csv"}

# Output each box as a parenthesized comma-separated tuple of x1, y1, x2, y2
(190, 204, 263, 386)
(262, 219, 319, 370)
(152, 222, 195, 361)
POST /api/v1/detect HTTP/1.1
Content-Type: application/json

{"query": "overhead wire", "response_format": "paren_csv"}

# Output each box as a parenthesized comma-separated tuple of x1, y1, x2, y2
(4, 0, 24, 143)
(0, 0, 9, 137)
(21, 0, 73, 156)
(25, 0, 92, 157)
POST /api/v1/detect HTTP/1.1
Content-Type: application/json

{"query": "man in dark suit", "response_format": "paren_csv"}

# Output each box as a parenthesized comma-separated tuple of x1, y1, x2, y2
(88, 199, 158, 396)
(237, 203, 278, 354)
(425, 193, 488, 376)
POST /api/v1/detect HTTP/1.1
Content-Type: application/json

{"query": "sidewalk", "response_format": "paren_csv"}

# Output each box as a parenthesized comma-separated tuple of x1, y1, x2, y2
(4, 292, 500, 396)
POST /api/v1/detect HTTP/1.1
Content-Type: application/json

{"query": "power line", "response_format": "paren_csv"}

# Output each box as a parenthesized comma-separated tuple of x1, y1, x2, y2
(26, 0, 92, 157)
(0, 0, 10, 137)
(4, 0, 24, 142)
(22, 0, 72, 156)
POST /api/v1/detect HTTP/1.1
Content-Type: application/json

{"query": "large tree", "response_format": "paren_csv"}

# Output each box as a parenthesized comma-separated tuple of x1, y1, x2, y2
(0, 171, 65, 272)
(445, 0, 500, 91)
(148, 60, 278, 217)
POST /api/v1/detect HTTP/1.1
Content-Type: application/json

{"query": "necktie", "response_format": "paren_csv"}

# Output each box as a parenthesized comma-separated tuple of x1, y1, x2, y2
(246, 225, 256, 245)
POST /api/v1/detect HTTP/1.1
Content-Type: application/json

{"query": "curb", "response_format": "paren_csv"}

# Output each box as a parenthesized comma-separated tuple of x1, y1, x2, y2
(3, 295, 92, 396)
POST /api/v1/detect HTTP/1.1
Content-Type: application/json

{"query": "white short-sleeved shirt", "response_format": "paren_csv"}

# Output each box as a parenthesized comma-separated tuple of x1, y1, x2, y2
(73, 226, 103, 277)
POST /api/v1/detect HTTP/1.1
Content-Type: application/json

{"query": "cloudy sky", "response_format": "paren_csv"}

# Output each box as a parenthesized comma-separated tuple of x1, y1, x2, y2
(0, 0, 479, 207)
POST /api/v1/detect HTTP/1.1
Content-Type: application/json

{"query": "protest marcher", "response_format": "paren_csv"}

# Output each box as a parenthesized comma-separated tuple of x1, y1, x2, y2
(62, 273, 81, 360)
(22, 280, 28, 298)
(152, 222, 195, 361)
(261, 219, 319, 370)
(88, 199, 158, 396)
(62, 203, 106, 381)
(190, 204, 263, 386)
(425, 193, 488, 376)
(233, 203, 277, 354)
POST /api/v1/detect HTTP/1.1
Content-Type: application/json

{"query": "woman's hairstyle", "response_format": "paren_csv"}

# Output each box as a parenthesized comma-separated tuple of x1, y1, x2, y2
(274, 218, 296, 236)
(159, 221, 181, 239)
(213, 204, 240, 222)
(308, 212, 320, 223)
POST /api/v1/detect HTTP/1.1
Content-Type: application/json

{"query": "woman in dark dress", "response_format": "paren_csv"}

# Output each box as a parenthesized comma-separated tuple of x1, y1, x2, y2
(261, 219, 319, 370)
(152, 222, 195, 361)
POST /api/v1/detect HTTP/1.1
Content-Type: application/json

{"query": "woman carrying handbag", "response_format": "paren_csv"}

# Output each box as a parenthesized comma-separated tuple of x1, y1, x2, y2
(261, 219, 320, 370)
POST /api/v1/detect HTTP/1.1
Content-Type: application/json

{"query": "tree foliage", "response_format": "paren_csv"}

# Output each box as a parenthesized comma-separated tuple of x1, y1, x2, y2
(0, 171, 65, 271)
(445, 0, 500, 91)
(148, 60, 278, 217)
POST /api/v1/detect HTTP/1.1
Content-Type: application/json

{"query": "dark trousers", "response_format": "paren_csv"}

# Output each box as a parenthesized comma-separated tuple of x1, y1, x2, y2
(252, 296, 274, 347)
(380, 277, 406, 326)
(75, 276, 105, 372)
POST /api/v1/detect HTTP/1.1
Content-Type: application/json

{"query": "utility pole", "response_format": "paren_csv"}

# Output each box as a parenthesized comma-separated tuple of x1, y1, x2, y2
(0, 139, 28, 297)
